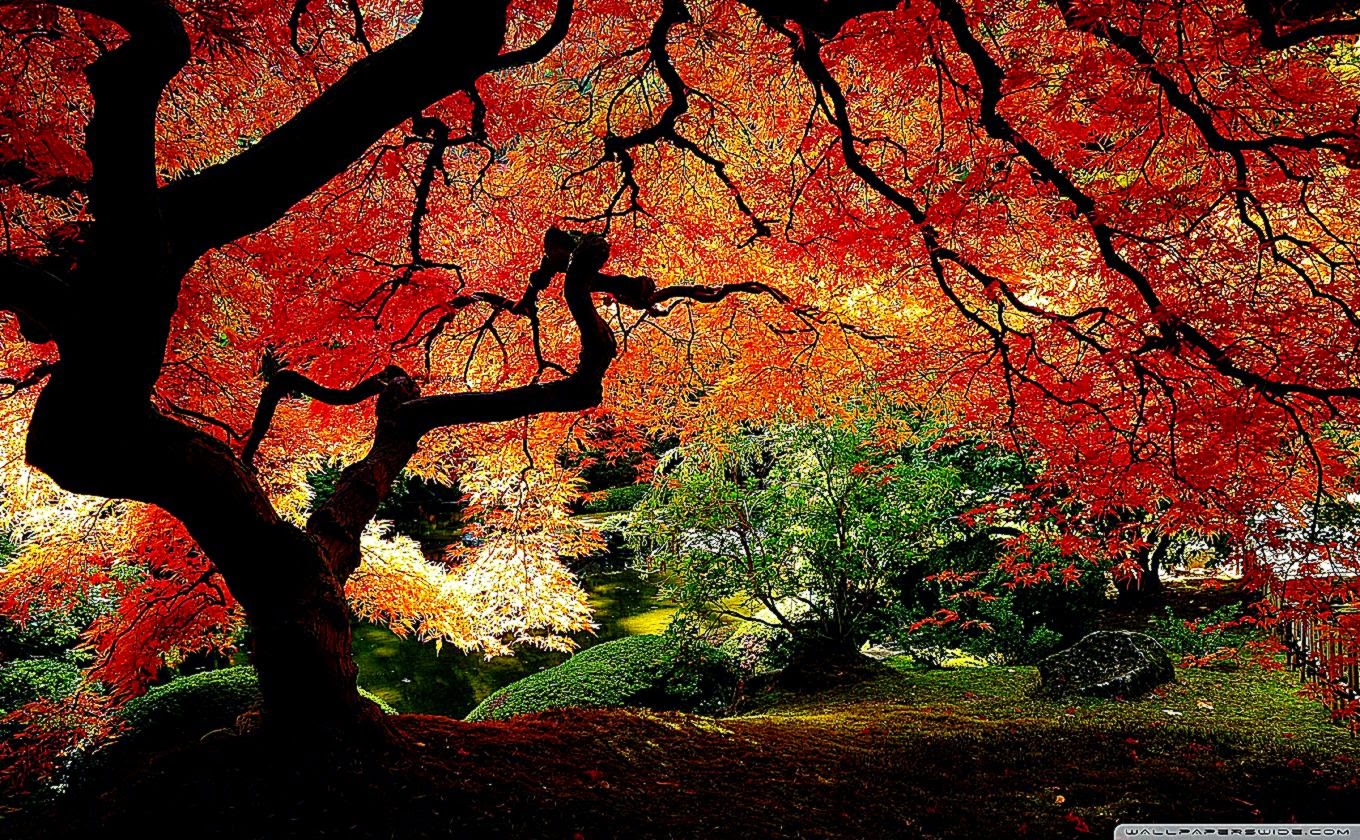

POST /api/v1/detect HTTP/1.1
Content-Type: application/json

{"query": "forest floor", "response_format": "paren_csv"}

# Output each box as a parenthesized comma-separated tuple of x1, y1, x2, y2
(20, 579, 1360, 839)
(26, 655, 1360, 838)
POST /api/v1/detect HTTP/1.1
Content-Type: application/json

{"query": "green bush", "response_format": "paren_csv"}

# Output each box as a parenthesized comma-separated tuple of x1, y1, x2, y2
(1016, 626, 1065, 662)
(886, 534, 1108, 665)
(118, 666, 262, 749)
(579, 484, 649, 515)
(0, 530, 19, 566)
(0, 563, 135, 660)
(1148, 602, 1257, 657)
(0, 599, 114, 659)
(467, 634, 735, 721)
(0, 657, 82, 713)
(630, 418, 994, 653)
(115, 666, 395, 753)
(0, 614, 82, 659)
(720, 619, 797, 676)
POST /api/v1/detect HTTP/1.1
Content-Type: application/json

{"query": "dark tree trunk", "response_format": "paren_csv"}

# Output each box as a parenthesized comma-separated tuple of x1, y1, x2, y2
(26, 370, 377, 735)
(247, 592, 371, 731)
(1114, 534, 1168, 602)
(230, 534, 374, 732)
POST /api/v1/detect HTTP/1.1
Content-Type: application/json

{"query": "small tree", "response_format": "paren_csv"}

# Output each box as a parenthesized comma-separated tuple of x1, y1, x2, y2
(628, 417, 968, 653)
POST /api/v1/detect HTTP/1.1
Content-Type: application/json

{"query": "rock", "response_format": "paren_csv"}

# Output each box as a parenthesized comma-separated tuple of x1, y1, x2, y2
(1036, 631, 1174, 699)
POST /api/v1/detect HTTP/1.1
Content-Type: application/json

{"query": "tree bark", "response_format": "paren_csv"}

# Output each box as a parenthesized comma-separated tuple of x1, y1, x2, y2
(1113, 535, 1168, 602)
(26, 371, 378, 733)
(237, 536, 374, 732)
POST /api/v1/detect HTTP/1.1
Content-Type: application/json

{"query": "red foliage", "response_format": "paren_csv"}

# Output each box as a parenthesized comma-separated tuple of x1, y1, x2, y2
(2, 0, 1360, 768)
(84, 508, 243, 699)
(0, 691, 118, 796)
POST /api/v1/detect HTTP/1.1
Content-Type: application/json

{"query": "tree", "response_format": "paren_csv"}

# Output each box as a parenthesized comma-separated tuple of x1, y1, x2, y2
(3, 0, 1360, 744)
(628, 416, 968, 651)
(1099, 505, 1177, 602)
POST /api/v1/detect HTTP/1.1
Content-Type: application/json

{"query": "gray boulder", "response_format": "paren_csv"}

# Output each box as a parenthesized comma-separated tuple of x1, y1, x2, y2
(1036, 631, 1174, 698)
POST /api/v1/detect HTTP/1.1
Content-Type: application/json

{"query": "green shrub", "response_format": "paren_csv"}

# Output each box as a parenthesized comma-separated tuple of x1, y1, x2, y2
(1148, 602, 1257, 657)
(0, 530, 19, 567)
(0, 564, 134, 660)
(0, 614, 82, 659)
(115, 666, 394, 753)
(0, 598, 115, 659)
(888, 534, 1109, 665)
(0, 657, 82, 713)
(1016, 626, 1065, 662)
(467, 634, 735, 721)
(720, 619, 797, 676)
(579, 484, 649, 515)
(630, 418, 994, 653)
(118, 666, 262, 749)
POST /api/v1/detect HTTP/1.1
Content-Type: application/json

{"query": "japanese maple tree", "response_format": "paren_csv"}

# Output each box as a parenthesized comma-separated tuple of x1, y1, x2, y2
(2, 0, 1360, 744)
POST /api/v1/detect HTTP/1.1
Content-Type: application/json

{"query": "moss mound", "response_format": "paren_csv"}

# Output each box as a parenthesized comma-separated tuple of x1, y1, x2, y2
(468, 634, 734, 721)
(119, 666, 261, 745)
(115, 666, 394, 754)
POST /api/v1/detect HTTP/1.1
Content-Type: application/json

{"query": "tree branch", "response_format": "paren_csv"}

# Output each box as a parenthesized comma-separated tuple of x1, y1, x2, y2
(594, 272, 790, 314)
(240, 367, 397, 468)
(31, 1, 190, 273)
(739, 0, 899, 36)
(931, 0, 1360, 404)
(396, 231, 617, 436)
(0, 362, 54, 397)
(1245, 0, 1360, 48)
(491, 0, 574, 70)
(568, 0, 770, 239)
(161, 1, 576, 262)
(305, 368, 422, 578)
(159, 1, 520, 260)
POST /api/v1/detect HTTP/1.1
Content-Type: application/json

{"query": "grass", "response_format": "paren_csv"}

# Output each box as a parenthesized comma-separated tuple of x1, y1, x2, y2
(18, 657, 1357, 840)
(584, 579, 678, 636)
(15, 578, 1360, 838)
(721, 658, 1360, 837)
(747, 658, 1355, 747)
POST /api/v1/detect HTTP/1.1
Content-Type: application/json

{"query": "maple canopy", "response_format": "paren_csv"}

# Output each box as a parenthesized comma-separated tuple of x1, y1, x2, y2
(3, 0, 1360, 732)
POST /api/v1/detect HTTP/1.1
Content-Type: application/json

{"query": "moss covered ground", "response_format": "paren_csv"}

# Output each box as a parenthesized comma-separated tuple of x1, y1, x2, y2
(12, 578, 1358, 838)
(15, 654, 1356, 840)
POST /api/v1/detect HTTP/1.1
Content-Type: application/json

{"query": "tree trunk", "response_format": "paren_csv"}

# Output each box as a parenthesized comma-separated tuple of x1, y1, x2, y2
(27, 373, 378, 736)
(228, 533, 376, 734)
(1114, 535, 1168, 602)
(248, 600, 373, 733)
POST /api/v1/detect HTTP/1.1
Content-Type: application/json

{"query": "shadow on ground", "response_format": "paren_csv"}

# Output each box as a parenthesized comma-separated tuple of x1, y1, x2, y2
(14, 658, 1360, 840)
